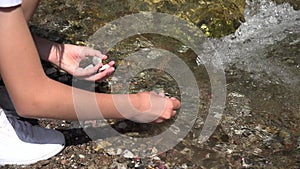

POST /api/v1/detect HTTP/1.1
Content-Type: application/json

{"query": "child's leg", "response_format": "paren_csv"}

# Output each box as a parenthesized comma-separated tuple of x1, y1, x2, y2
(21, 0, 40, 22)
(0, 108, 65, 165)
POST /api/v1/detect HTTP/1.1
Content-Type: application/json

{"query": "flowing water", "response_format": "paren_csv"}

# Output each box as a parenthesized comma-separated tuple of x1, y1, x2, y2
(198, 0, 299, 89)
(26, 0, 300, 168)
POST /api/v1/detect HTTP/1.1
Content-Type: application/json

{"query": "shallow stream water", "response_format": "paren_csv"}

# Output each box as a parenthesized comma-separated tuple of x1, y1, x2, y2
(10, 0, 299, 168)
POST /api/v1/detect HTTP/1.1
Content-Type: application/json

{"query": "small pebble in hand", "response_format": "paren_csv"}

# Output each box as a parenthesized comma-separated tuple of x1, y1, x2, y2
(98, 64, 111, 72)
(92, 57, 102, 65)
(79, 56, 111, 73)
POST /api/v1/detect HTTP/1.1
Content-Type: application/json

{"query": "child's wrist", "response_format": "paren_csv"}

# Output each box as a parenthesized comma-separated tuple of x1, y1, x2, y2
(133, 92, 151, 112)
(48, 43, 63, 66)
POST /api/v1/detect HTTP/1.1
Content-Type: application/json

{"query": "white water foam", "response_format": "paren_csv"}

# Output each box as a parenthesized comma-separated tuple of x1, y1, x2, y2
(197, 0, 300, 89)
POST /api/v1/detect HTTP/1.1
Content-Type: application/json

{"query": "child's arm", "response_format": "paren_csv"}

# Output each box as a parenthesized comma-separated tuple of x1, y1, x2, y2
(0, 6, 180, 123)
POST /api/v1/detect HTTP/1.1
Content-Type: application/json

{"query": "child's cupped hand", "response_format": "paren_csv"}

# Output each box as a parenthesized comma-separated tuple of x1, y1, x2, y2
(52, 44, 115, 81)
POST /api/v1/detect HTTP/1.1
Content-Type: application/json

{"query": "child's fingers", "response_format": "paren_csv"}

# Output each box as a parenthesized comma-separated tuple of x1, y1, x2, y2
(172, 110, 177, 116)
(108, 61, 115, 67)
(85, 66, 115, 81)
(75, 62, 115, 81)
(153, 118, 164, 123)
(93, 53, 107, 60)
(170, 97, 181, 109)
(81, 47, 107, 60)
(74, 64, 101, 77)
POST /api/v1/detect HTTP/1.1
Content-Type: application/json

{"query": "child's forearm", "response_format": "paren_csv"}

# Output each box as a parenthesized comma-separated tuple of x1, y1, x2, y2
(21, 77, 126, 120)
(23, 73, 179, 123)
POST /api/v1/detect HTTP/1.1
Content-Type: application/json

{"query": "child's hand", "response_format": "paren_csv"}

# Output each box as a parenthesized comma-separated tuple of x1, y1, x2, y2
(119, 92, 181, 123)
(51, 44, 115, 81)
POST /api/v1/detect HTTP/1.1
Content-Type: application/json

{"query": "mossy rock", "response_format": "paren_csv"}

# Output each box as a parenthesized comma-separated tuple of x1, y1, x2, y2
(31, 0, 246, 40)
